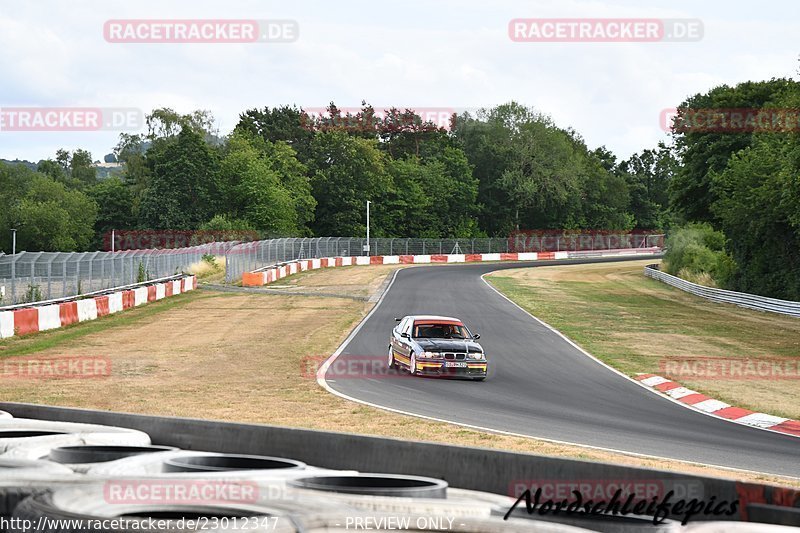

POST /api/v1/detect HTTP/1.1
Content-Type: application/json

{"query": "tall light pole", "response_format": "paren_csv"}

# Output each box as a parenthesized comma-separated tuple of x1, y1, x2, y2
(365, 201, 371, 256)
(11, 229, 16, 255)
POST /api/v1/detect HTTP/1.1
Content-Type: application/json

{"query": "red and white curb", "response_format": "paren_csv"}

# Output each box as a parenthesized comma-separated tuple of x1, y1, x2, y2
(242, 247, 661, 287)
(0, 276, 197, 340)
(637, 374, 800, 438)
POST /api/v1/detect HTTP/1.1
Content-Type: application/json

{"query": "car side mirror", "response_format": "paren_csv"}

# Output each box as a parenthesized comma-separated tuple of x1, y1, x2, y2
(401, 332, 410, 339)
(473, 333, 481, 340)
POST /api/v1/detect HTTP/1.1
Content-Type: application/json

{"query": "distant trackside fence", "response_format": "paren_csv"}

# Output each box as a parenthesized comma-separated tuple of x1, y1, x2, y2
(225, 235, 664, 283)
(644, 264, 800, 318)
(0, 242, 239, 306)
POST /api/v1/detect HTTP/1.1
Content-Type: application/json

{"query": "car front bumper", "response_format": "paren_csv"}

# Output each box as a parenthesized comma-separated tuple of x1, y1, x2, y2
(414, 360, 488, 377)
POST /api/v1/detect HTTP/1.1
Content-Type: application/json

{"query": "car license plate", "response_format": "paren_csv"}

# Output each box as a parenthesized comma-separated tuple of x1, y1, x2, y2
(445, 362, 467, 368)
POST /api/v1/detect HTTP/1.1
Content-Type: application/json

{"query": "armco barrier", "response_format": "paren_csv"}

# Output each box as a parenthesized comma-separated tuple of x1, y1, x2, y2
(0, 275, 196, 340)
(242, 248, 662, 287)
(644, 264, 800, 318)
(1, 402, 797, 526)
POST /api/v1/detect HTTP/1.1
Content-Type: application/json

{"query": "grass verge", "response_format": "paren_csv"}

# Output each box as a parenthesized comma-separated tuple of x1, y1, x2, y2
(486, 259, 800, 420)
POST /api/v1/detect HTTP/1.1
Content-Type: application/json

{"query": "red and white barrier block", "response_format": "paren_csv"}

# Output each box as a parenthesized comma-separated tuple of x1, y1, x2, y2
(637, 374, 800, 438)
(241, 248, 662, 287)
(0, 275, 197, 340)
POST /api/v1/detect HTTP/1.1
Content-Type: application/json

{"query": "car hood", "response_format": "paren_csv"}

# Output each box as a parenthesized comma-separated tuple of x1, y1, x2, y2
(415, 338, 483, 353)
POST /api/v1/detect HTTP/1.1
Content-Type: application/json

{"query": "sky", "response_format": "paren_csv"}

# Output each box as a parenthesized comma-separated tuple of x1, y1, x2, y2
(0, 0, 798, 163)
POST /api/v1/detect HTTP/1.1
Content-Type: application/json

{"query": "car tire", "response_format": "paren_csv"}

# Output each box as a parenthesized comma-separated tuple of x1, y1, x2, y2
(409, 353, 417, 375)
(387, 345, 397, 370)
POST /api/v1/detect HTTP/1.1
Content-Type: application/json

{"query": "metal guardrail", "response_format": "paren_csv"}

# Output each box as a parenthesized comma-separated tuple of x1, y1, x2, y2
(644, 264, 800, 318)
(0, 273, 187, 311)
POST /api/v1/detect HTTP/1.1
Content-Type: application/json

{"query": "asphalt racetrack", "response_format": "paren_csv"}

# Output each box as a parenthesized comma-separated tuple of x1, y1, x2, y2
(323, 257, 800, 478)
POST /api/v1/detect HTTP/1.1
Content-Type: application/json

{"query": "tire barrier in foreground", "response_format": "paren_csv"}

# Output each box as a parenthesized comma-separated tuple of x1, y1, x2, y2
(0, 419, 151, 458)
(286, 474, 448, 499)
(241, 248, 662, 287)
(48, 445, 178, 465)
(0, 405, 797, 531)
(0, 275, 197, 340)
(162, 453, 306, 473)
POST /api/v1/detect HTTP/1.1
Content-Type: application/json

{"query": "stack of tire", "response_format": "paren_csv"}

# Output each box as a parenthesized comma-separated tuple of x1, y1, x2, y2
(0, 416, 791, 532)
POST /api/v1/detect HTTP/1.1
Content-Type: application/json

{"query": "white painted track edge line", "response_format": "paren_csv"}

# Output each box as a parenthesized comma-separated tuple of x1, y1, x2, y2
(480, 271, 800, 442)
(315, 263, 799, 480)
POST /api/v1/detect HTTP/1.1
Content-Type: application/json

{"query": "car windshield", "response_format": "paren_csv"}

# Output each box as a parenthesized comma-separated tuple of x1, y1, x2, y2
(413, 323, 470, 339)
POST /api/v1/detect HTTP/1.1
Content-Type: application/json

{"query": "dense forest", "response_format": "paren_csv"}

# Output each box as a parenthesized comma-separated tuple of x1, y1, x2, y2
(2, 82, 799, 299)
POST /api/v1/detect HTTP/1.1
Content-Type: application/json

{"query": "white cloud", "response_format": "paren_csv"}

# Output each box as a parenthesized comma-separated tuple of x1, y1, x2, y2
(0, 0, 797, 162)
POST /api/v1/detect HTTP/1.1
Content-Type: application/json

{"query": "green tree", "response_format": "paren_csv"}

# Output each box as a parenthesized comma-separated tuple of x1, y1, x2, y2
(219, 134, 298, 235)
(384, 157, 438, 237)
(256, 138, 316, 234)
(37, 149, 96, 189)
(86, 178, 135, 248)
(9, 175, 97, 251)
(235, 105, 315, 163)
(309, 131, 392, 236)
(617, 143, 676, 229)
(0, 162, 36, 252)
(712, 134, 800, 299)
(669, 79, 797, 223)
(70, 149, 97, 186)
(495, 115, 583, 230)
(138, 127, 221, 229)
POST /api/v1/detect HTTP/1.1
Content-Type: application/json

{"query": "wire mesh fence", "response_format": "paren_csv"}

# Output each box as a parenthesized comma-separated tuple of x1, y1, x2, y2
(225, 234, 664, 282)
(0, 242, 238, 306)
(0, 234, 665, 302)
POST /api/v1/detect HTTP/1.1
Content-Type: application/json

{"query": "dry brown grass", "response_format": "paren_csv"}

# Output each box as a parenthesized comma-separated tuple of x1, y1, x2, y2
(0, 263, 798, 489)
(187, 255, 227, 284)
(267, 264, 400, 298)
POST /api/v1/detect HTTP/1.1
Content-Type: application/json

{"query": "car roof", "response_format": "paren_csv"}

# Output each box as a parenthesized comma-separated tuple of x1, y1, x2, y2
(409, 315, 463, 323)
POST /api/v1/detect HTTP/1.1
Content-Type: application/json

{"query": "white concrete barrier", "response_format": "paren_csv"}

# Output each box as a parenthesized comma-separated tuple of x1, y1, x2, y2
(77, 299, 98, 322)
(108, 292, 124, 314)
(134, 287, 148, 305)
(0, 311, 14, 339)
(37, 304, 61, 331)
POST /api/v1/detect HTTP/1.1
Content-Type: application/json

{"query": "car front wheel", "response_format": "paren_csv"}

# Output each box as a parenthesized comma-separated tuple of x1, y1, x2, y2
(387, 345, 397, 369)
(409, 353, 417, 375)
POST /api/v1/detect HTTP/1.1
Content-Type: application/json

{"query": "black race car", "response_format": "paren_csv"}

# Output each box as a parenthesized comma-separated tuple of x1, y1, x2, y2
(388, 315, 487, 381)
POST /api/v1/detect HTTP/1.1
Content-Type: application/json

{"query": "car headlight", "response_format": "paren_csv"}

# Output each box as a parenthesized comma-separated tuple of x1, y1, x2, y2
(471, 352, 485, 360)
(419, 351, 439, 359)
